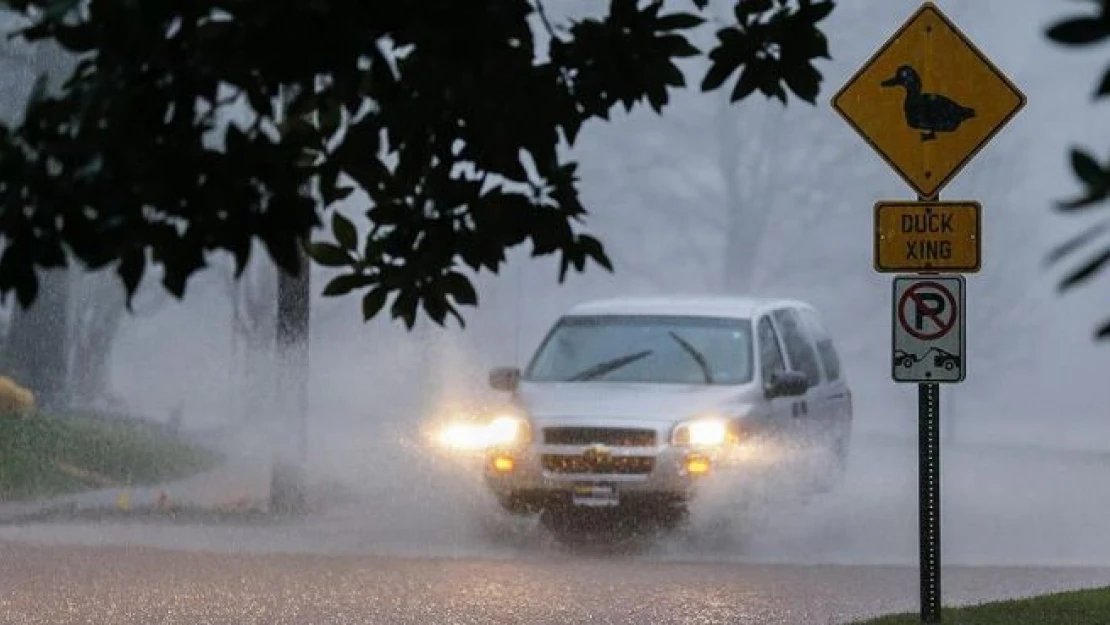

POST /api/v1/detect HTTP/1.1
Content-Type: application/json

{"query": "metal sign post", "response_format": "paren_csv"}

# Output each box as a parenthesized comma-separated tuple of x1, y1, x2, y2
(832, 3, 1026, 623)
(894, 192, 966, 622)
(919, 377, 941, 622)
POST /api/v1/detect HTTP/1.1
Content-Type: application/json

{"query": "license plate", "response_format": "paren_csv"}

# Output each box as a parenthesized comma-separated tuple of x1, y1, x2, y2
(571, 482, 619, 507)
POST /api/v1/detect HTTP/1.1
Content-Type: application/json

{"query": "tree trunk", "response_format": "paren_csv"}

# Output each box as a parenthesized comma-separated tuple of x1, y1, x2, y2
(271, 248, 310, 514)
(4, 267, 70, 410)
(276, 251, 310, 459)
(719, 101, 776, 294)
(270, 85, 312, 515)
(68, 271, 126, 407)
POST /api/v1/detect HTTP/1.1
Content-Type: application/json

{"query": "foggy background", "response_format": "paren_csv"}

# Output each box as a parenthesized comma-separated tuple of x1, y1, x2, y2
(1, 0, 1109, 567)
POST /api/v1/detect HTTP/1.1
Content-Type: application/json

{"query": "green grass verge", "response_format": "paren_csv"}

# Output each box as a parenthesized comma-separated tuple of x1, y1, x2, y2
(0, 413, 220, 501)
(852, 586, 1110, 624)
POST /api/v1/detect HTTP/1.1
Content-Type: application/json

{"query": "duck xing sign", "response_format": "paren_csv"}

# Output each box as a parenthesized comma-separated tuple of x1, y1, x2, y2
(830, 1, 1026, 199)
(874, 201, 980, 273)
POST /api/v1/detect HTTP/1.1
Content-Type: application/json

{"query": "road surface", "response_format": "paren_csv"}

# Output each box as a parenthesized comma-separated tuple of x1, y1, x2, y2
(2, 435, 1110, 624)
(4, 540, 1110, 625)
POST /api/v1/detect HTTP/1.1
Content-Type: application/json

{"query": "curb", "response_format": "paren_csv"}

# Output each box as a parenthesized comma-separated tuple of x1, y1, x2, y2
(0, 465, 273, 525)
(0, 466, 351, 525)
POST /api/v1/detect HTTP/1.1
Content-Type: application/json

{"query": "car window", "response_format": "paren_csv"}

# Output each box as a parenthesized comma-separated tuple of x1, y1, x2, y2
(757, 316, 786, 383)
(525, 314, 755, 385)
(771, 308, 822, 387)
(799, 308, 842, 383)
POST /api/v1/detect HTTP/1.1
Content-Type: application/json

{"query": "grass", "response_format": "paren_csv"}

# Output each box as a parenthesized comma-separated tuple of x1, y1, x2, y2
(851, 586, 1110, 624)
(0, 413, 220, 501)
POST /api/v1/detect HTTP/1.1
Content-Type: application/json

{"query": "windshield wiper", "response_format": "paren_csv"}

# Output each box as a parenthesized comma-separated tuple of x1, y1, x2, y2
(567, 349, 654, 381)
(668, 331, 714, 384)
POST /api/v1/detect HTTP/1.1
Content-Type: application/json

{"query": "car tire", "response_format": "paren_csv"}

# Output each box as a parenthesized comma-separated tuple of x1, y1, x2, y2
(497, 493, 538, 516)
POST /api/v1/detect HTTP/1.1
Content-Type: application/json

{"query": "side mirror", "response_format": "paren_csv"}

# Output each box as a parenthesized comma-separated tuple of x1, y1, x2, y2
(489, 367, 521, 392)
(765, 370, 809, 399)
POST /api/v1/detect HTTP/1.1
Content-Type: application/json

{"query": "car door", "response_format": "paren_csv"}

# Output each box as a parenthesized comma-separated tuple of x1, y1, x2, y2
(798, 307, 852, 445)
(803, 308, 852, 439)
(755, 313, 799, 445)
(771, 308, 825, 446)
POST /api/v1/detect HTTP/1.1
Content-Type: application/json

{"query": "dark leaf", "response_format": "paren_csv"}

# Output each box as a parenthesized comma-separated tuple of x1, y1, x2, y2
(443, 271, 478, 306)
(1060, 247, 1110, 290)
(317, 99, 343, 140)
(116, 249, 146, 305)
(702, 53, 741, 92)
(730, 64, 760, 102)
(331, 211, 358, 251)
(577, 234, 612, 271)
(322, 273, 375, 297)
(1096, 318, 1110, 340)
(391, 289, 419, 328)
(306, 242, 352, 267)
(1058, 191, 1110, 211)
(798, 1, 835, 24)
(14, 269, 37, 310)
(422, 292, 449, 325)
(781, 62, 822, 104)
(656, 12, 705, 31)
(43, 0, 82, 21)
(1047, 17, 1110, 45)
(1097, 67, 1110, 98)
(737, 0, 774, 20)
(1071, 148, 1106, 187)
(361, 287, 389, 321)
(25, 73, 48, 109)
(1047, 220, 1110, 265)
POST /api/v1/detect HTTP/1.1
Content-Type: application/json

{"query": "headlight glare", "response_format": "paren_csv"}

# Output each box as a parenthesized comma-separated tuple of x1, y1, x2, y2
(435, 414, 531, 451)
(672, 418, 730, 446)
(486, 415, 530, 446)
(437, 423, 489, 451)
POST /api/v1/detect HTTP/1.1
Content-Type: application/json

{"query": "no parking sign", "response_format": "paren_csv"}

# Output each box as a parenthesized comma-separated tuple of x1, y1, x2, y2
(892, 275, 965, 383)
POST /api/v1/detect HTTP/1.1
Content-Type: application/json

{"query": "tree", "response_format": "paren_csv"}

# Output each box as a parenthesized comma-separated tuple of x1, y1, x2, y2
(66, 267, 126, 406)
(0, 10, 73, 407)
(1045, 1, 1110, 341)
(214, 243, 279, 423)
(0, 0, 837, 329)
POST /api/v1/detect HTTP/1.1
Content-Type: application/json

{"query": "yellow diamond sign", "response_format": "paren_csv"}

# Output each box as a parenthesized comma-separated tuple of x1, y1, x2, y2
(831, 2, 1026, 199)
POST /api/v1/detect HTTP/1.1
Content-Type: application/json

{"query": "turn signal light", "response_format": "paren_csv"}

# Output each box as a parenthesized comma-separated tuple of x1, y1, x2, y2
(491, 455, 515, 473)
(686, 454, 711, 476)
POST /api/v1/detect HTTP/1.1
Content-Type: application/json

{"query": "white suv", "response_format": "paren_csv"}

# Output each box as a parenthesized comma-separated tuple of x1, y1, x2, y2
(478, 296, 852, 532)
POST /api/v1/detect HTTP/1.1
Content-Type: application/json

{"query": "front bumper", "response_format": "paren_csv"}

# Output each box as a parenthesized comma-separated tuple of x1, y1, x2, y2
(482, 441, 727, 503)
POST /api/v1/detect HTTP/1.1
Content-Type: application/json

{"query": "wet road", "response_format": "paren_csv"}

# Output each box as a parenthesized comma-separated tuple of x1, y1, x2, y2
(3, 435, 1110, 624)
(4, 540, 1110, 625)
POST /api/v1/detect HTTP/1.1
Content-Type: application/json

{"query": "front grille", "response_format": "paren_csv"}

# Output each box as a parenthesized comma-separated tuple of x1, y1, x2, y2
(542, 454, 655, 475)
(543, 427, 657, 447)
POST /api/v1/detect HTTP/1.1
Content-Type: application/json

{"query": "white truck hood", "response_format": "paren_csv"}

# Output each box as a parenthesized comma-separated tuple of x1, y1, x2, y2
(514, 381, 760, 426)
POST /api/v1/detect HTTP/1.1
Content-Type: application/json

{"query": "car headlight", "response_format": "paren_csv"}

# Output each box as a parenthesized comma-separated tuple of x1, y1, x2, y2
(485, 414, 531, 447)
(671, 417, 731, 446)
(436, 414, 531, 451)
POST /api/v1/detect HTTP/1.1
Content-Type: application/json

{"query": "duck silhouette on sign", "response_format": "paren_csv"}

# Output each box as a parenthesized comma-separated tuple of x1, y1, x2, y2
(881, 65, 975, 142)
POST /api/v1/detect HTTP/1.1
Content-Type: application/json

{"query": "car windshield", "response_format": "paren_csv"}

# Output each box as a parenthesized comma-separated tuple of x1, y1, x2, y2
(525, 314, 754, 385)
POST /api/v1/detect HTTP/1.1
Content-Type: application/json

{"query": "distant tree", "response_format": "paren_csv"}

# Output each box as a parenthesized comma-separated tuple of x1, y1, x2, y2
(213, 243, 279, 423)
(573, 0, 877, 296)
(66, 268, 125, 405)
(1045, 1, 1110, 341)
(0, 0, 836, 329)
